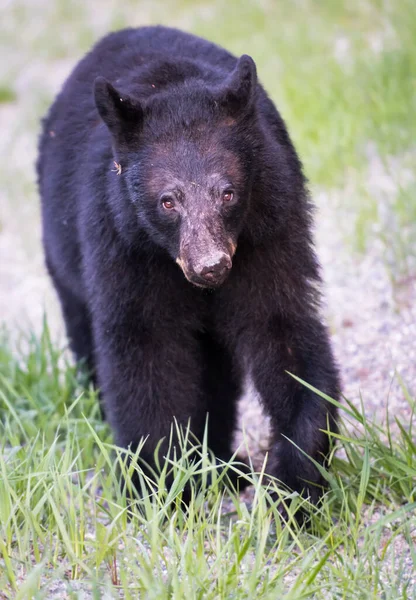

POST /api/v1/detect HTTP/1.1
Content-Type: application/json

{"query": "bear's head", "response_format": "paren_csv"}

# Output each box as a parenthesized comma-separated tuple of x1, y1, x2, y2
(94, 55, 258, 288)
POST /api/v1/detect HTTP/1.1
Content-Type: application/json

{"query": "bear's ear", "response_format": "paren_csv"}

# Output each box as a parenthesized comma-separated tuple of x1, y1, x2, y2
(94, 76, 143, 145)
(217, 55, 257, 116)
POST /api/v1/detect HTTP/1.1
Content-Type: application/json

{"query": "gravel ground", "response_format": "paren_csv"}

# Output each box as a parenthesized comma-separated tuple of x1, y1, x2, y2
(320, 215, 415, 428)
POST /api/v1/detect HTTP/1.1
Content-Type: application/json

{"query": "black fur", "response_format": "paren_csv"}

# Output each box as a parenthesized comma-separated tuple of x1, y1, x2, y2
(38, 26, 340, 503)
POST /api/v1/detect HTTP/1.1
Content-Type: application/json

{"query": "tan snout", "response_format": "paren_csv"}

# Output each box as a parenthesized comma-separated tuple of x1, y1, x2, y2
(176, 251, 233, 288)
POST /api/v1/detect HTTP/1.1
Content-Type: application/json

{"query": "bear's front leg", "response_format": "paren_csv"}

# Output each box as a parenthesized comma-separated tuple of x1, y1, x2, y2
(92, 309, 209, 496)
(247, 312, 340, 504)
(95, 315, 206, 449)
(215, 237, 340, 505)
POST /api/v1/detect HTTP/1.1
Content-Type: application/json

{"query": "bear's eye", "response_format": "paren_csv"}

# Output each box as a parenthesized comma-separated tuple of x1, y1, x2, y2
(161, 196, 175, 210)
(222, 190, 234, 203)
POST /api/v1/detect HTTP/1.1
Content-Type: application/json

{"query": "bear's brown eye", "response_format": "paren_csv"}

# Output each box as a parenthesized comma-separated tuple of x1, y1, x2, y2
(222, 190, 234, 203)
(162, 197, 175, 210)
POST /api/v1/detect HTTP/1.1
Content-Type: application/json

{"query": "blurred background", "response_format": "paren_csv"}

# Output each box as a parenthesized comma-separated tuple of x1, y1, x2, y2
(0, 0, 415, 423)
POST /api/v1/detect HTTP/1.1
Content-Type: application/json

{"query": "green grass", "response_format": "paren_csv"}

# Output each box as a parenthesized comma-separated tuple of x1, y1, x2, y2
(0, 85, 16, 104)
(0, 326, 415, 598)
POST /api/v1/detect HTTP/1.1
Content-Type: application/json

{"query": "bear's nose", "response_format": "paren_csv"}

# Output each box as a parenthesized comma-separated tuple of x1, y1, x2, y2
(199, 255, 232, 284)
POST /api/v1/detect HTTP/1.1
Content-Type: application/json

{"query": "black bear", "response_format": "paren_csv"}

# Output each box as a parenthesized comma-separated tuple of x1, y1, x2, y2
(38, 26, 340, 504)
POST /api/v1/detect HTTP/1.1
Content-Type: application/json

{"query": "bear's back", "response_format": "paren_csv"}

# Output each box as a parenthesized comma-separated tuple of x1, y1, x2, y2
(41, 27, 236, 139)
